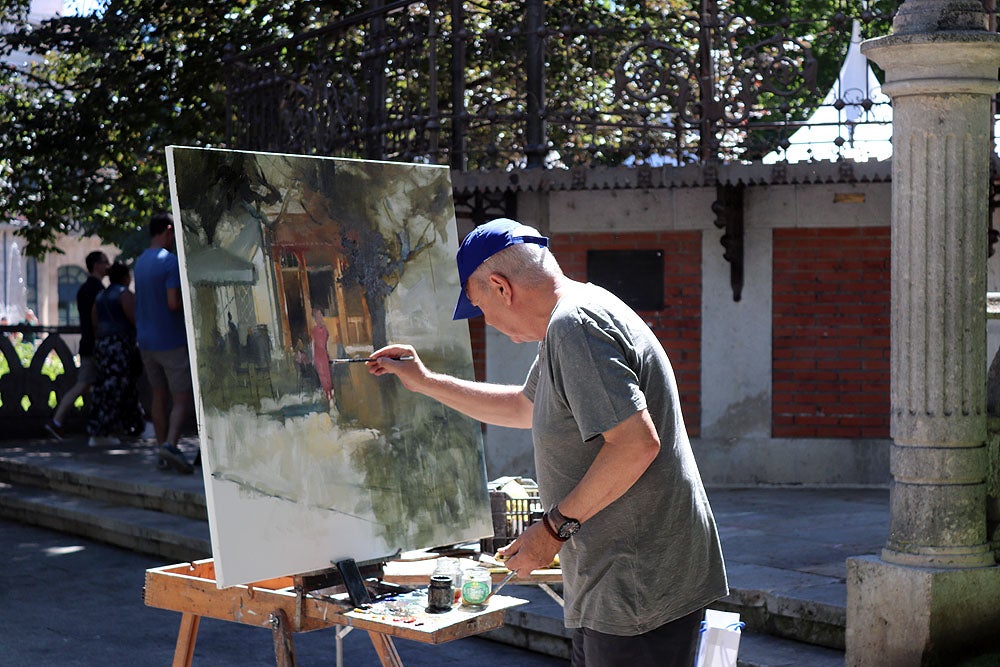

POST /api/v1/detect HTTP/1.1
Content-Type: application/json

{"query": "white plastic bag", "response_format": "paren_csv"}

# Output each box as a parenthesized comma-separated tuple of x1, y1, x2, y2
(694, 609, 744, 667)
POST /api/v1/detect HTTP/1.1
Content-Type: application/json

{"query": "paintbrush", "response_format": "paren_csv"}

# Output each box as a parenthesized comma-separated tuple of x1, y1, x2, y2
(330, 355, 414, 363)
(483, 569, 518, 603)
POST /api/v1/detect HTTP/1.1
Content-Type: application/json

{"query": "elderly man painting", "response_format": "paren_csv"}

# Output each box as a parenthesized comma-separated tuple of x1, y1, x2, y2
(368, 218, 727, 667)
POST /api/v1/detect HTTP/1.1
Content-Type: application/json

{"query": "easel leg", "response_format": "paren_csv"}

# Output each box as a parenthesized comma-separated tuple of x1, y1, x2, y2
(538, 582, 565, 608)
(172, 613, 201, 667)
(270, 608, 297, 667)
(368, 631, 403, 667)
(336, 626, 353, 667)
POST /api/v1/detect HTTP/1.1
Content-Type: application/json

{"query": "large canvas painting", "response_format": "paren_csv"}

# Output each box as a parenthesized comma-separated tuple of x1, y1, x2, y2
(166, 147, 492, 587)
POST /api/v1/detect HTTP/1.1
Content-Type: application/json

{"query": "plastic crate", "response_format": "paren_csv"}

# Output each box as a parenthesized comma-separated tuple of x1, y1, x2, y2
(480, 477, 543, 554)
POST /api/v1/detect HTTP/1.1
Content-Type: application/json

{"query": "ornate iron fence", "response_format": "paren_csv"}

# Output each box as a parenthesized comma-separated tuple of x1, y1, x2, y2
(223, 0, 923, 169)
(0, 325, 82, 437)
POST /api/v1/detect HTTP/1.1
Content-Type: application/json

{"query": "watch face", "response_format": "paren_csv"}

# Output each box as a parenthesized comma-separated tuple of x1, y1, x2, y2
(557, 519, 581, 539)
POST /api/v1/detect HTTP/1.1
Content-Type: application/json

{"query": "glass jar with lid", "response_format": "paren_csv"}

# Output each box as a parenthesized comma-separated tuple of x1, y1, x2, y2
(460, 567, 491, 607)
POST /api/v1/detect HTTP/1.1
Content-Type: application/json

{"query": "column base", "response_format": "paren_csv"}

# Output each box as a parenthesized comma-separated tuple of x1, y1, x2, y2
(847, 555, 1000, 666)
(881, 544, 996, 568)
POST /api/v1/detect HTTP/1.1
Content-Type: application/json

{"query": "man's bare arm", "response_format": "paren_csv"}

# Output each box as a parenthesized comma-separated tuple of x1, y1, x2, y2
(166, 287, 182, 312)
(498, 409, 660, 573)
(367, 344, 533, 428)
(554, 409, 660, 523)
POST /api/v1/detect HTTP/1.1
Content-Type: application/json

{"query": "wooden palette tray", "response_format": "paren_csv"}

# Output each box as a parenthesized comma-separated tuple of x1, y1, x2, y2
(144, 558, 528, 666)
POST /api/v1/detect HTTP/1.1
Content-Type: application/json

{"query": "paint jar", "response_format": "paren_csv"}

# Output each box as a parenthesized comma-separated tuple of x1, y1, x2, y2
(460, 567, 491, 608)
(433, 558, 463, 604)
(426, 575, 453, 614)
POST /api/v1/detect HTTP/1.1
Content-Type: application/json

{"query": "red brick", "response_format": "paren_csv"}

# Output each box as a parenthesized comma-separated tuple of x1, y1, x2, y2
(773, 227, 890, 439)
(552, 230, 702, 436)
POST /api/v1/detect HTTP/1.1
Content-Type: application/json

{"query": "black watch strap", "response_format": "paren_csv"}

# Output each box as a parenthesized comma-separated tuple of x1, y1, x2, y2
(549, 505, 580, 540)
(541, 511, 568, 542)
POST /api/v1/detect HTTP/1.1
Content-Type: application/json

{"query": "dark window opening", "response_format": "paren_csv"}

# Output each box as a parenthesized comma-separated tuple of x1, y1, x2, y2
(586, 250, 664, 311)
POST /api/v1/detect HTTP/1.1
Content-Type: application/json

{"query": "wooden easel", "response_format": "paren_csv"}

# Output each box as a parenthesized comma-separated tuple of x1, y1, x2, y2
(144, 558, 526, 667)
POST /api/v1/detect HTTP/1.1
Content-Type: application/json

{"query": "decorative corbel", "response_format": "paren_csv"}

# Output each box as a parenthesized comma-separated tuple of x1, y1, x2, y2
(712, 183, 745, 302)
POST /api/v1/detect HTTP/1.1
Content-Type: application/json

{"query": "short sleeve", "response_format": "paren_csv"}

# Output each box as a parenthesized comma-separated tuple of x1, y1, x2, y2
(550, 319, 645, 442)
(523, 354, 540, 402)
(165, 254, 181, 289)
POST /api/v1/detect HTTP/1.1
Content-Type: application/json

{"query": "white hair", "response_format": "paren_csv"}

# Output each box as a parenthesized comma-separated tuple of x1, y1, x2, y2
(469, 239, 562, 290)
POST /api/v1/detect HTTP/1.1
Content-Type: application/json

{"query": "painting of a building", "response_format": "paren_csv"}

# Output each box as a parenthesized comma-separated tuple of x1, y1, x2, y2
(168, 147, 491, 587)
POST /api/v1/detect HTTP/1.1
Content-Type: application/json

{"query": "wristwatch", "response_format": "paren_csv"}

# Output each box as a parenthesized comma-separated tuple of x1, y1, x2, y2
(546, 505, 581, 541)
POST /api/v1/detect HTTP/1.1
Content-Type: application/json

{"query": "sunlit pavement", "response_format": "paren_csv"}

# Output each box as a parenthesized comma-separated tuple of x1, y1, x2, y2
(1, 436, 890, 665)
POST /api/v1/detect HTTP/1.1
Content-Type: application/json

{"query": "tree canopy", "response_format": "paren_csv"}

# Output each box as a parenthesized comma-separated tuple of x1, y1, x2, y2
(0, 0, 366, 257)
(1, 0, 894, 258)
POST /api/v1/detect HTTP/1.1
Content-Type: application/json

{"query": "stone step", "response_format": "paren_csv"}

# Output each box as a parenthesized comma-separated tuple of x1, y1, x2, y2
(717, 577, 845, 650)
(0, 446, 207, 520)
(0, 480, 211, 562)
(736, 633, 845, 667)
(484, 583, 846, 666)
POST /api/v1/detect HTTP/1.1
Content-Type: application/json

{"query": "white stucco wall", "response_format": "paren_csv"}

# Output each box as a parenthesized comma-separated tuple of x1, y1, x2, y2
(478, 176, 895, 486)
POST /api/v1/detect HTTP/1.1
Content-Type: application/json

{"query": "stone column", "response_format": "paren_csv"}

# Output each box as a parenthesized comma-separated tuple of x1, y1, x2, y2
(847, 2, 1000, 664)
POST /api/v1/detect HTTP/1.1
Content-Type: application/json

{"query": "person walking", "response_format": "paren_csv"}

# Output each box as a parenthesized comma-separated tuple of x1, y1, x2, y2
(134, 211, 194, 474)
(46, 251, 110, 439)
(87, 261, 144, 446)
(367, 218, 728, 667)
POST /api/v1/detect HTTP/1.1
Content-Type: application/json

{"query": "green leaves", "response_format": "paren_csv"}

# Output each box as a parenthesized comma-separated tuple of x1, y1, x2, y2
(0, 0, 340, 258)
(1, 0, 898, 257)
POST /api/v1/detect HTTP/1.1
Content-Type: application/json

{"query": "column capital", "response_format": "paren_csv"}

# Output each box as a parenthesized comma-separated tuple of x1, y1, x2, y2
(863, 32, 1000, 99)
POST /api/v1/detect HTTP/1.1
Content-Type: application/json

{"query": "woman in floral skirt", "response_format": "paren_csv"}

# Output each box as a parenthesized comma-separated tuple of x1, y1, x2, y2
(87, 261, 144, 446)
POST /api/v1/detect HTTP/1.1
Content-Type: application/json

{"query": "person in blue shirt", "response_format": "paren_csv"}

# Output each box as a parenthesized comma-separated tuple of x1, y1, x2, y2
(134, 212, 194, 474)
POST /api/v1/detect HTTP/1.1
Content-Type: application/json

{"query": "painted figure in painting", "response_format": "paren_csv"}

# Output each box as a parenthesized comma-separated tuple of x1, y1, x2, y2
(294, 338, 313, 391)
(226, 311, 241, 362)
(368, 218, 728, 667)
(311, 308, 334, 406)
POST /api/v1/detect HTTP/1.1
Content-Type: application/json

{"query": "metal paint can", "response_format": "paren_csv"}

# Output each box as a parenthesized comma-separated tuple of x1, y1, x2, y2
(426, 575, 453, 613)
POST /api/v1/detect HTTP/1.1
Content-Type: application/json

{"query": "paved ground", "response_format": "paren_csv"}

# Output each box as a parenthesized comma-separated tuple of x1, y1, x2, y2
(1, 436, 897, 665)
(0, 517, 568, 666)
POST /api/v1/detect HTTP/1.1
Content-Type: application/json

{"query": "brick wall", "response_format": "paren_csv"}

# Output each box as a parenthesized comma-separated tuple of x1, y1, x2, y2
(468, 317, 486, 381)
(772, 227, 891, 438)
(552, 231, 703, 436)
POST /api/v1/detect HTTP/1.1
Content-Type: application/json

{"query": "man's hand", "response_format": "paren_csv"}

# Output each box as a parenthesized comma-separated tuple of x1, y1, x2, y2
(496, 521, 562, 575)
(366, 344, 426, 392)
(367, 343, 533, 428)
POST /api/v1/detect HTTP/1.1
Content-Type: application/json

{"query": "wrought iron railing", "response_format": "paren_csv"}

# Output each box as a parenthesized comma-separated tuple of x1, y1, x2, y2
(0, 325, 82, 437)
(223, 0, 920, 169)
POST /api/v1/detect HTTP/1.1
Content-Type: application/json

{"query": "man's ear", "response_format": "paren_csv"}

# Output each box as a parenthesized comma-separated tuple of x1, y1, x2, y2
(488, 273, 513, 305)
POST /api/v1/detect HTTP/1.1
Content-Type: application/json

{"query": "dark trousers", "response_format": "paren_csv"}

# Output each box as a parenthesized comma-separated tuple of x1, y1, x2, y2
(571, 608, 703, 667)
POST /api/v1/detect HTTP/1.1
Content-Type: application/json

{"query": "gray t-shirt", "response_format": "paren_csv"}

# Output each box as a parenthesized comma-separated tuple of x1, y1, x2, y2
(524, 283, 727, 635)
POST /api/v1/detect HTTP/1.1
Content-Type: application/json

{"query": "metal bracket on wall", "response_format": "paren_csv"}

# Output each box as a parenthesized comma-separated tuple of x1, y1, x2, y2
(712, 183, 745, 302)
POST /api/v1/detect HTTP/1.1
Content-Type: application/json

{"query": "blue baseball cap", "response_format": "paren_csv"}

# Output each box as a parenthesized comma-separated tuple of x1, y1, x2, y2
(453, 218, 550, 320)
